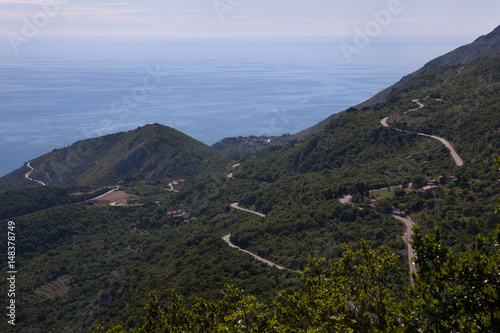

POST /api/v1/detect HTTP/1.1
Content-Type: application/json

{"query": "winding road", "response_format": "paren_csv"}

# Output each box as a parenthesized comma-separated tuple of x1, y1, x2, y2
(340, 192, 416, 275)
(165, 182, 179, 193)
(223, 203, 295, 271)
(377, 98, 464, 273)
(416, 132, 464, 166)
(230, 202, 266, 217)
(379, 211, 417, 275)
(408, 99, 424, 112)
(381, 99, 464, 167)
(24, 162, 46, 186)
(225, 102, 444, 275)
(227, 164, 241, 179)
(222, 234, 292, 271)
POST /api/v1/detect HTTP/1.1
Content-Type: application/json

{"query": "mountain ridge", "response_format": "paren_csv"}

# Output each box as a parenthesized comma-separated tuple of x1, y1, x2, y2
(2, 26, 499, 186)
(0, 25, 499, 333)
(212, 24, 500, 156)
(0, 124, 227, 190)
(354, 24, 500, 110)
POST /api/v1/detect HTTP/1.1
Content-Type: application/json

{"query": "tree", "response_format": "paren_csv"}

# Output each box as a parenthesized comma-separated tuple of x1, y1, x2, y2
(394, 188, 406, 198)
(276, 241, 403, 332)
(94, 227, 500, 332)
(403, 157, 500, 332)
(93, 157, 500, 332)
(93, 286, 275, 333)
(412, 175, 427, 188)
(95, 241, 404, 333)
(404, 224, 500, 332)
(374, 198, 393, 212)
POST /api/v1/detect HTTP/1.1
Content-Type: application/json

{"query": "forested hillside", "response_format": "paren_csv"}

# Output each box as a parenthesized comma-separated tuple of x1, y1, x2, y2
(229, 53, 500, 254)
(0, 26, 499, 333)
(0, 124, 228, 190)
(0, 185, 110, 219)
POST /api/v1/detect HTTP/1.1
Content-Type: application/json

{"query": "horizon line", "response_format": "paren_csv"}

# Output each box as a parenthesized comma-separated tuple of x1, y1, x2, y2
(0, 32, 483, 38)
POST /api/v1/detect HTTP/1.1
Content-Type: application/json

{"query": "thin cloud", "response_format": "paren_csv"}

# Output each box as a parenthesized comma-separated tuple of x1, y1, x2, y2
(274, 19, 314, 25)
(62, 6, 160, 16)
(165, 9, 202, 15)
(0, 0, 65, 4)
(100, 3, 129, 6)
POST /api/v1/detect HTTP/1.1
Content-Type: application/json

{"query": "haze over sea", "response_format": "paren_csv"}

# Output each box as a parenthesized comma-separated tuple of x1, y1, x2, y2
(0, 35, 471, 177)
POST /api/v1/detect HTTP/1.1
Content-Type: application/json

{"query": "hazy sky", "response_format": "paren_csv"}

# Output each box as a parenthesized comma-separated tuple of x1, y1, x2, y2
(0, 0, 499, 37)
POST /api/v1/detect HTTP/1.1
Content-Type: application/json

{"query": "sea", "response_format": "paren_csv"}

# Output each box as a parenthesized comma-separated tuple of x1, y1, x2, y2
(0, 35, 473, 177)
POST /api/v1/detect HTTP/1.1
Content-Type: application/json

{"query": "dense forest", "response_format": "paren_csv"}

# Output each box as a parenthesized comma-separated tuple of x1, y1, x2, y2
(0, 27, 499, 332)
(226, 54, 500, 260)
(93, 217, 500, 332)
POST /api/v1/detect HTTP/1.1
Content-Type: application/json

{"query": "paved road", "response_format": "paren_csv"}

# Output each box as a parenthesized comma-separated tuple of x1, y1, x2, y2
(230, 202, 266, 217)
(223, 204, 295, 271)
(222, 234, 291, 271)
(379, 212, 417, 275)
(417, 133, 464, 166)
(380, 100, 464, 167)
(25, 162, 46, 186)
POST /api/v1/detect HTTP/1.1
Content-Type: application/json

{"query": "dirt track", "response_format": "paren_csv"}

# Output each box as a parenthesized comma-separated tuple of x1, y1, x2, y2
(24, 162, 46, 186)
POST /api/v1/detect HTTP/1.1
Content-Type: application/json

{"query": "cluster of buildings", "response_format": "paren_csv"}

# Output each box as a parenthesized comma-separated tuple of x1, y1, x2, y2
(167, 209, 188, 218)
(415, 175, 458, 198)
(166, 209, 198, 221)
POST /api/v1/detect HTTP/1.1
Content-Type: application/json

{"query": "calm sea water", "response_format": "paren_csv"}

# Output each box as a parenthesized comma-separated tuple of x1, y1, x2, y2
(0, 35, 471, 177)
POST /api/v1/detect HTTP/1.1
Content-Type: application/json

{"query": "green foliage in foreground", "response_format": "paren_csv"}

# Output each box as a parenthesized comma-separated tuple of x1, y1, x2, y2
(496, 156, 500, 215)
(94, 227, 500, 332)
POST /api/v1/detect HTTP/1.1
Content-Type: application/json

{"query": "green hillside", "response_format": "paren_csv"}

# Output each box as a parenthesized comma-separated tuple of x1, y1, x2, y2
(0, 26, 499, 333)
(355, 23, 500, 110)
(422, 24, 500, 69)
(228, 53, 499, 260)
(0, 124, 228, 190)
(235, 54, 500, 182)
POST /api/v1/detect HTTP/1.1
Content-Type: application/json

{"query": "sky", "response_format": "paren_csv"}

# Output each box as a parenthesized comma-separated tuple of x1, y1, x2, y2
(0, 0, 499, 38)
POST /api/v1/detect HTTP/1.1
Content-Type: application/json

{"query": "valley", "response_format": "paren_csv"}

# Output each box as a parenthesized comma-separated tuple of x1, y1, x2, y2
(0, 25, 499, 333)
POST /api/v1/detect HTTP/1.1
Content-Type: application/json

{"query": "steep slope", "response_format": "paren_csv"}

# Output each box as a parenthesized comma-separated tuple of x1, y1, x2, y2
(211, 25, 500, 156)
(1, 27, 499, 333)
(0, 124, 228, 189)
(422, 24, 500, 69)
(356, 24, 500, 109)
(236, 53, 500, 183)
(228, 39, 500, 266)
